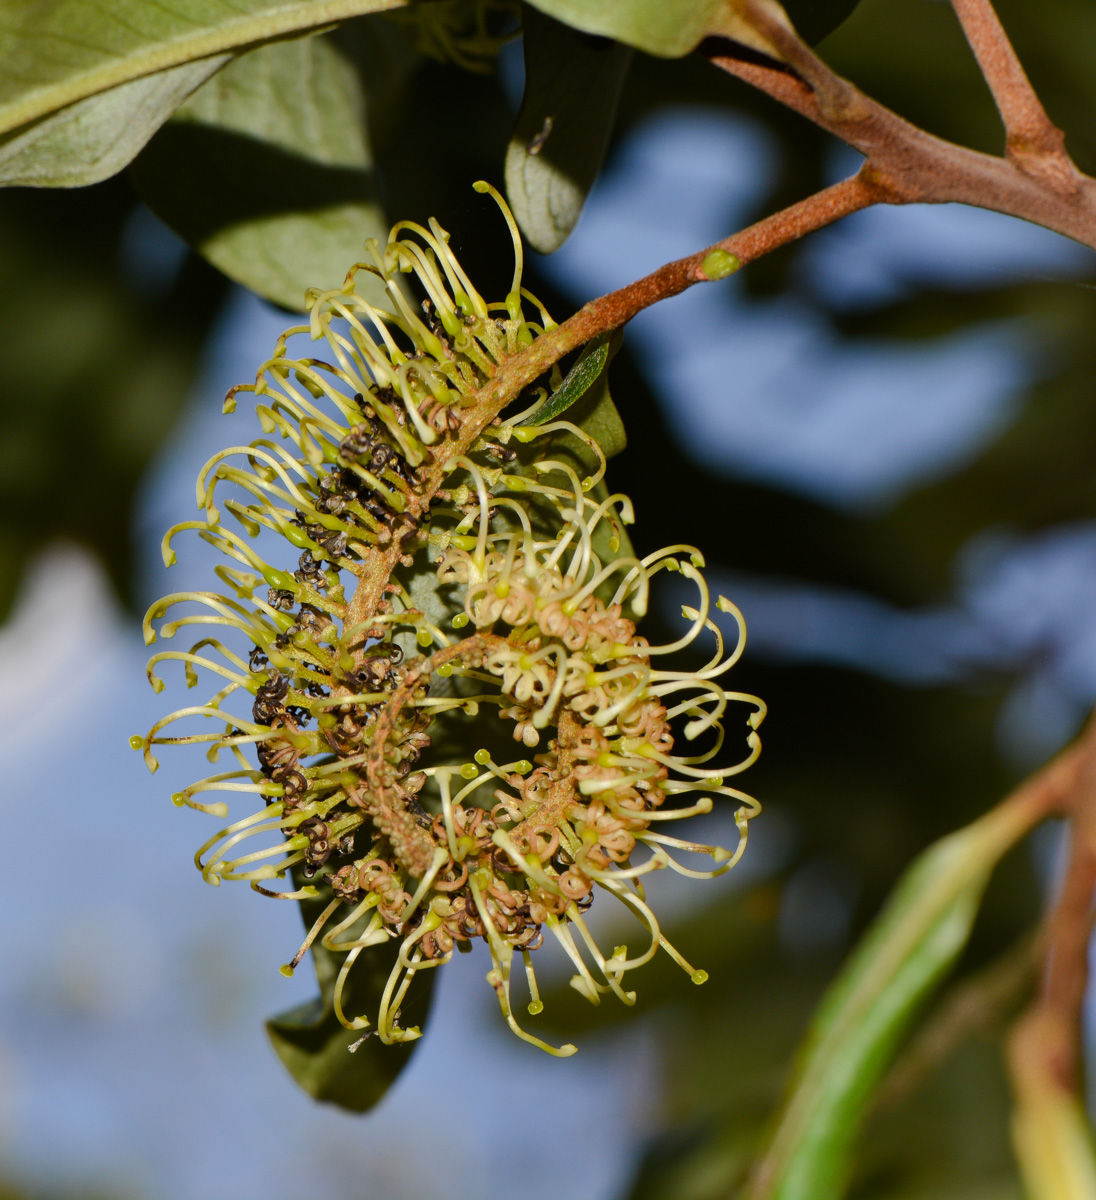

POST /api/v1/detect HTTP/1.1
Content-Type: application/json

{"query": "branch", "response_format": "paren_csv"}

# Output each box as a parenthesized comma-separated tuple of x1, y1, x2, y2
(481, 14, 1096, 423)
(1006, 713, 1096, 1195)
(1014, 721, 1096, 1092)
(704, 35, 1096, 248)
(480, 172, 877, 411)
(949, 0, 1077, 191)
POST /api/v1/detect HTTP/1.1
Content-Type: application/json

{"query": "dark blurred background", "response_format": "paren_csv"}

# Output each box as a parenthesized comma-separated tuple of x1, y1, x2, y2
(1, 1, 1094, 1196)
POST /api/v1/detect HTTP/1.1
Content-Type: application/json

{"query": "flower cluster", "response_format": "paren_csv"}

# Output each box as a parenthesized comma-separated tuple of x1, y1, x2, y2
(136, 186, 765, 1056)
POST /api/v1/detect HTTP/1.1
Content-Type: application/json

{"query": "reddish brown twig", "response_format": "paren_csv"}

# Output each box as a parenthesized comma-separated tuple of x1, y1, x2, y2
(478, 172, 877, 410)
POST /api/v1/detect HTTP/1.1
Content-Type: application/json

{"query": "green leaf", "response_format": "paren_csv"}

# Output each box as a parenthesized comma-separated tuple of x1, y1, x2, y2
(533, 338, 634, 579)
(749, 799, 1040, 1200)
(527, 329, 626, 460)
(565, 332, 628, 462)
(524, 0, 814, 58)
(131, 24, 403, 310)
(523, 0, 858, 59)
(0, 56, 229, 187)
(267, 870, 432, 1112)
(526, 333, 613, 426)
(523, 0, 724, 57)
(0, 0, 408, 141)
(573, 378, 628, 463)
(505, 5, 631, 253)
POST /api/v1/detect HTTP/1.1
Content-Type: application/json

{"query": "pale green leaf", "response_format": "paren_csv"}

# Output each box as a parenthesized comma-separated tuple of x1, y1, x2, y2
(0, 0, 409, 140)
(750, 800, 1039, 1200)
(132, 24, 403, 310)
(523, 0, 799, 58)
(505, 5, 631, 253)
(523, 0, 723, 57)
(0, 55, 228, 187)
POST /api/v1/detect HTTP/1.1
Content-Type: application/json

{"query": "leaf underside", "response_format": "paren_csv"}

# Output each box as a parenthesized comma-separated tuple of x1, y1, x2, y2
(0, 55, 229, 188)
(506, 4, 632, 254)
(132, 24, 403, 310)
(523, 0, 863, 56)
(0, 0, 408, 141)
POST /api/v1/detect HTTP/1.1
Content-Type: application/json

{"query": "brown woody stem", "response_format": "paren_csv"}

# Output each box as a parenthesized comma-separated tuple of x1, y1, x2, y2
(707, 49, 1096, 243)
(949, 0, 1073, 179)
(474, 0, 1096, 426)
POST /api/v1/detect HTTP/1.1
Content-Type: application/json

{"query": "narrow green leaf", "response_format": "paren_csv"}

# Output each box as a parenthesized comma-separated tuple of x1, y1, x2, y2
(750, 799, 1039, 1200)
(0, 0, 409, 141)
(533, 336, 633, 579)
(528, 329, 627, 463)
(132, 24, 402, 310)
(526, 334, 612, 426)
(267, 872, 431, 1111)
(505, 5, 631, 253)
(0, 56, 228, 187)
(569, 331, 627, 462)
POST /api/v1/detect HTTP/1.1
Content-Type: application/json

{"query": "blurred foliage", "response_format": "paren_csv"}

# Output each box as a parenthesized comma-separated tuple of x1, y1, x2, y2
(2, 0, 1096, 1194)
(0, 181, 226, 621)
